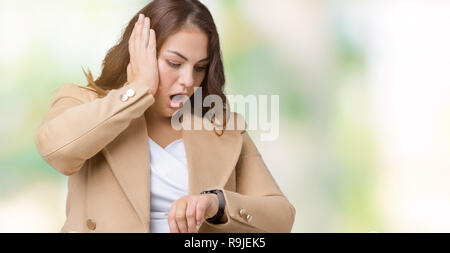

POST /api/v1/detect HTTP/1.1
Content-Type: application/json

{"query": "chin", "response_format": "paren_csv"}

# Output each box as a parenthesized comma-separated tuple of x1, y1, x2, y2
(166, 107, 178, 118)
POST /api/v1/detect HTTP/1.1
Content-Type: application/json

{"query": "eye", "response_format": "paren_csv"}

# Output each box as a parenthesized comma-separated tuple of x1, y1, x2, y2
(194, 65, 208, 72)
(166, 60, 181, 68)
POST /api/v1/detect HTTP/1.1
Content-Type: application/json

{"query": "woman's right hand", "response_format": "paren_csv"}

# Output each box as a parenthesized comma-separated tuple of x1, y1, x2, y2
(127, 13, 159, 96)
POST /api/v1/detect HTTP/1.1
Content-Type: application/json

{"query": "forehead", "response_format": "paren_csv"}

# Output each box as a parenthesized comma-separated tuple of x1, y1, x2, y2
(160, 26, 209, 60)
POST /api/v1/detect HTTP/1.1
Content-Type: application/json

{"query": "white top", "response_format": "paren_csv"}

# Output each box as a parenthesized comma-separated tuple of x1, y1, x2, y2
(148, 137, 189, 233)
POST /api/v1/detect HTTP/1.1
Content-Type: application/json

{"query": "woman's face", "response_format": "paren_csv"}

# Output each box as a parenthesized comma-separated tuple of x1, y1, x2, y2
(149, 26, 209, 118)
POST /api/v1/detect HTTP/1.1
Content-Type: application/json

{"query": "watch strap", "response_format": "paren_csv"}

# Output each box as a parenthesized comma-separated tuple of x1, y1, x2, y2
(200, 189, 225, 224)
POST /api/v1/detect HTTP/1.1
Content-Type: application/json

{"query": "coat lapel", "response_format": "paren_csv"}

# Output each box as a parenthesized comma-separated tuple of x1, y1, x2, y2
(183, 117, 243, 196)
(102, 113, 243, 228)
(101, 116, 151, 227)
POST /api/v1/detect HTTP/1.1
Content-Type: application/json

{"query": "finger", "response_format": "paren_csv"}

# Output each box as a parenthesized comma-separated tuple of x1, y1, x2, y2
(196, 197, 208, 225)
(175, 200, 188, 233)
(128, 20, 138, 61)
(147, 16, 154, 50)
(130, 17, 139, 60)
(142, 17, 150, 49)
(148, 29, 156, 51)
(138, 14, 146, 48)
(168, 202, 180, 233)
(135, 14, 144, 51)
(186, 198, 198, 233)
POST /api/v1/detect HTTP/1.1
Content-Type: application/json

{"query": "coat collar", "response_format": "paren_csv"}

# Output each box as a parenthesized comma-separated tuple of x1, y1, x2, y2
(101, 112, 243, 228)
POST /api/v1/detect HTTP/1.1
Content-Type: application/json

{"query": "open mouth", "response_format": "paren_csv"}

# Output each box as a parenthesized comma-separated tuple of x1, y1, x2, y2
(169, 94, 188, 108)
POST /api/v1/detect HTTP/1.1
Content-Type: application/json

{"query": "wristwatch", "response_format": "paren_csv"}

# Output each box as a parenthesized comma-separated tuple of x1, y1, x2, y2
(200, 189, 226, 224)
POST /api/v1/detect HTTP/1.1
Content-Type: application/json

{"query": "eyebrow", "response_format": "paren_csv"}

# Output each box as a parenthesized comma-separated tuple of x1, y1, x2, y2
(167, 50, 210, 63)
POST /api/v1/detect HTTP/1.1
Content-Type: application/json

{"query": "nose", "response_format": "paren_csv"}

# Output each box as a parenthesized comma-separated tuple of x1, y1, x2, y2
(179, 67, 195, 88)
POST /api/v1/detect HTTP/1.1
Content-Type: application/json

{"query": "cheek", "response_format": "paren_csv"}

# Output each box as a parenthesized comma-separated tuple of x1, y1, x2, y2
(157, 60, 177, 91)
(194, 72, 206, 87)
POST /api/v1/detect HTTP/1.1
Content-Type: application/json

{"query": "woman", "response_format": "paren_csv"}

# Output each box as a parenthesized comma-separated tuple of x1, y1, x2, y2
(34, 0, 295, 233)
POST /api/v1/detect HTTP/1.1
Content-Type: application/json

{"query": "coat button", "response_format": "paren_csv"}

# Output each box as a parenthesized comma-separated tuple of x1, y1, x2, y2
(120, 94, 129, 102)
(86, 219, 96, 230)
(126, 88, 135, 97)
(246, 214, 253, 222)
(239, 208, 247, 218)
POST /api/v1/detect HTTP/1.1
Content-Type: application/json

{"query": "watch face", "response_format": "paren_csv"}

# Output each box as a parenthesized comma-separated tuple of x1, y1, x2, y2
(201, 189, 220, 194)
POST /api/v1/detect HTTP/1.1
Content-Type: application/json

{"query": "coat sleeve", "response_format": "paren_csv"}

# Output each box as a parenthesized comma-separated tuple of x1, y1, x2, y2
(201, 130, 296, 233)
(34, 82, 155, 176)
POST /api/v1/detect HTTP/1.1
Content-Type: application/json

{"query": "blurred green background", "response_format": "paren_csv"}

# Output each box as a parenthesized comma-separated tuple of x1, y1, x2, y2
(1, 0, 450, 232)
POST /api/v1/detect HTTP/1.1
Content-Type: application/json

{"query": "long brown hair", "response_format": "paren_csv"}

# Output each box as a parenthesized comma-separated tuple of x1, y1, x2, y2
(82, 0, 228, 128)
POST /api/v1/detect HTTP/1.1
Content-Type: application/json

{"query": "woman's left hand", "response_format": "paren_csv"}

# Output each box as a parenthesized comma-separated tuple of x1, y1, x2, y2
(168, 194, 219, 233)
